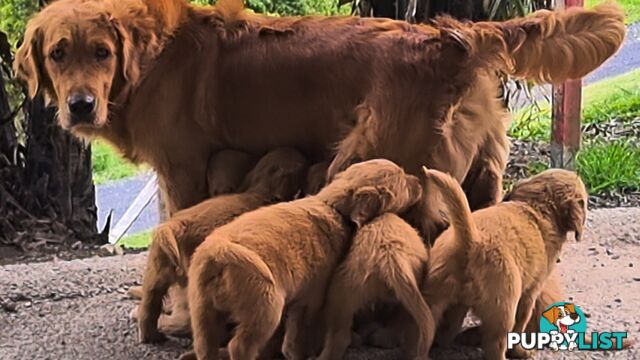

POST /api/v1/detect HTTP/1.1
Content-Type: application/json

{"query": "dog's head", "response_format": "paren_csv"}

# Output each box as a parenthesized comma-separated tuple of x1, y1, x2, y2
(503, 169, 588, 241)
(13, 0, 180, 134)
(241, 148, 309, 202)
(542, 303, 581, 332)
(321, 159, 422, 227)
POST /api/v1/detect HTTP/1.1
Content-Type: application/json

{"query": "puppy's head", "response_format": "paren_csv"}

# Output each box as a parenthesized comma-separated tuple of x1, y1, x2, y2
(14, 0, 166, 135)
(322, 159, 422, 227)
(504, 169, 588, 241)
(303, 162, 330, 196)
(242, 147, 308, 202)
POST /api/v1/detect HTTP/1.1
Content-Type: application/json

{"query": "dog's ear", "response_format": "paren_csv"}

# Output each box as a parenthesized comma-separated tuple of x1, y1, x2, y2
(111, 18, 143, 87)
(565, 303, 576, 313)
(562, 198, 586, 241)
(542, 307, 558, 324)
(336, 186, 393, 227)
(14, 25, 52, 102)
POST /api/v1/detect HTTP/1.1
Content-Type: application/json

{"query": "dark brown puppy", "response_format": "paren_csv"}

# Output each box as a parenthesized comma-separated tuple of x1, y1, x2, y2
(421, 168, 588, 360)
(137, 148, 308, 343)
(182, 160, 421, 360)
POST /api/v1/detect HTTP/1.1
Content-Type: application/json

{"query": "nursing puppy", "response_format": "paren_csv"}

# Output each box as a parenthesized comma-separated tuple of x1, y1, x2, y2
(319, 213, 433, 360)
(420, 168, 587, 360)
(137, 148, 308, 343)
(182, 159, 421, 360)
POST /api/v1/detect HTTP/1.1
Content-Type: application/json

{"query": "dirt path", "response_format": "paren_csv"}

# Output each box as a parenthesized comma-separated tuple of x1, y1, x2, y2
(1, 208, 639, 359)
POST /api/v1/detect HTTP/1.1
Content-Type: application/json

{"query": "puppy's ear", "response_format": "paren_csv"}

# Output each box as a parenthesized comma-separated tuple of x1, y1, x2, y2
(542, 307, 558, 324)
(14, 25, 51, 101)
(562, 198, 586, 241)
(565, 303, 576, 313)
(337, 186, 393, 227)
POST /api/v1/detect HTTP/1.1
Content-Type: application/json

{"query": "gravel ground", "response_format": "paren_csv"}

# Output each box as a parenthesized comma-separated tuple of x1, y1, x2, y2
(1, 207, 638, 359)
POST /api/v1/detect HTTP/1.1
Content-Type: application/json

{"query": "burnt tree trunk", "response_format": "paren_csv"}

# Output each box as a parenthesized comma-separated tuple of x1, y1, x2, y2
(0, 30, 99, 253)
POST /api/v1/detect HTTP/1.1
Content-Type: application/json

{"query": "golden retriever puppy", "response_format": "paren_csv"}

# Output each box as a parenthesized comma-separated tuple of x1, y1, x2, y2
(420, 168, 588, 360)
(303, 161, 329, 196)
(319, 213, 433, 360)
(137, 147, 308, 343)
(206, 149, 258, 197)
(181, 159, 421, 360)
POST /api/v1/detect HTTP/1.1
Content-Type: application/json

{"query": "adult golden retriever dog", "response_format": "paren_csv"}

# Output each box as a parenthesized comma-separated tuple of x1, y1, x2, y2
(420, 168, 588, 360)
(16, 0, 625, 333)
(183, 159, 421, 360)
(15, 0, 624, 217)
(135, 147, 308, 343)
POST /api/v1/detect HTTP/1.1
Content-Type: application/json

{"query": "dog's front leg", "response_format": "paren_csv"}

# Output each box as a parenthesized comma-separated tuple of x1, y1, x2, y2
(283, 304, 317, 360)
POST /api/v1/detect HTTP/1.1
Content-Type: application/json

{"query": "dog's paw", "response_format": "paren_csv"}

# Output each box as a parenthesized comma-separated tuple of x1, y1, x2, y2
(158, 314, 192, 338)
(178, 351, 197, 360)
(549, 342, 559, 351)
(129, 306, 139, 321)
(128, 286, 143, 299)
(507, 346, 535, 359)
(568, 342, 577, 351)
(138, 328, 167, 344)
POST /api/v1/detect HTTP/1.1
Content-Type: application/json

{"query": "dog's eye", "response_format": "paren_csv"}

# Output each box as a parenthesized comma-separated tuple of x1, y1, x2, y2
(50, 48, 65, 62)
(95, 47, 111, 60)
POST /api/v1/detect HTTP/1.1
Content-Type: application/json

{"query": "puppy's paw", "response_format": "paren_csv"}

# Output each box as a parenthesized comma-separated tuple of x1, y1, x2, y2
(128, 286, 143, 299)
(138, 328, 167, 344)
(178, 351, 197, 360)
(158, 314, 192, 338)
(129, 306, 139, 321)
(507, 345, 535, 359)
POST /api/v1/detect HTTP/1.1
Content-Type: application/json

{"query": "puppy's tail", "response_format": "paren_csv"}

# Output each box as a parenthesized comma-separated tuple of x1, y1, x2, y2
(421, 167, 478, 249)
(381, 256, 435, 357)
(435, 3, 626, 83)
(153, 224, 182, 269)
(191, 238, 275, 286)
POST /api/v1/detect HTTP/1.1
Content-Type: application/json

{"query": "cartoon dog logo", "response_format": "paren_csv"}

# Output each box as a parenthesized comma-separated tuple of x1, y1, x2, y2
(542, 303, 582, 351)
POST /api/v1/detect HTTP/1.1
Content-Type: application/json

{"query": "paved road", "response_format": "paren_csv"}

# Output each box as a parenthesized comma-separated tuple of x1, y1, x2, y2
(96, 23, 640, 237)
(2, 207, 639, 359)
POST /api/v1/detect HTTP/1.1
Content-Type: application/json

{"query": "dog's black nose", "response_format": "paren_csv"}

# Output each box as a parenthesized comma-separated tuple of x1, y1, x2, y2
(68, 93, 96, 120)
(570, 313, 579, 320)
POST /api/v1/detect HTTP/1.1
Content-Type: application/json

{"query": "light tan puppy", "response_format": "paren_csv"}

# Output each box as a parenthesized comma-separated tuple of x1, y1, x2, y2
(130, 149, 258, 334)
(181, 159, 422, 360)
(319, 212, 433, 360)
(421, 168, 588, 360)
(137, 148, 308, 343)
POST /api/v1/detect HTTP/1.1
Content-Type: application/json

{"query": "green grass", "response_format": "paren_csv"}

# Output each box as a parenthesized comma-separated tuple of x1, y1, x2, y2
(118, 231, 152, 249)
(577, 140, 640, 194)
(587, 0, 640, 24)
(92, 140, 143, 184)
(509, 70, 640, 141)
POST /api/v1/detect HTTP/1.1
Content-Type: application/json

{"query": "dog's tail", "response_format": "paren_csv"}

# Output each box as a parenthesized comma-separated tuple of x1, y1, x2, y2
(380, 255, 435, 357)
(190, 237, 275, 287)
(421, 167, 478, 250)
(152, 224, 182, 269)
(435, 3, 625, 83)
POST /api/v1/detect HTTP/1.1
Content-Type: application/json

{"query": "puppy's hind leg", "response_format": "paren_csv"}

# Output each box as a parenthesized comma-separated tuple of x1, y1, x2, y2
(318, 272, 371, 360)
(507, 290, 539, 359)
(228, 292, 284, 360)
(435, 304, 468, 347)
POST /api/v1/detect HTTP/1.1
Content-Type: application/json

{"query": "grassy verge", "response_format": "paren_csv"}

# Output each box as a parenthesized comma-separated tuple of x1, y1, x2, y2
(92, 140, 143, 184)
(509, 70, 640, 195)
(587, 0, 640, 24)
(509, 70, 640, 142)
(118, 231, 152, 249)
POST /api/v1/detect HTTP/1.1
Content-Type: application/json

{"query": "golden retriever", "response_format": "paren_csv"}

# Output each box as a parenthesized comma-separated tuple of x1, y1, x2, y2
(136, 147, 308, 343)
(15, 0, 624, 219)
(420, 168, 587, 360)
(181, 159, 421, 360)
(319, 212, 432, 360)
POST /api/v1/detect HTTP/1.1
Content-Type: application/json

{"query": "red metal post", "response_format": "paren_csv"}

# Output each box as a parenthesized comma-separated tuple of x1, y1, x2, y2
(551, 0, 584, 170)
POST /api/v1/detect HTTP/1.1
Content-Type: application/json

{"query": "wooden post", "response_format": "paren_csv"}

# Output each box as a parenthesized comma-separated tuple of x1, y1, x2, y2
(551, 0, 583, 170)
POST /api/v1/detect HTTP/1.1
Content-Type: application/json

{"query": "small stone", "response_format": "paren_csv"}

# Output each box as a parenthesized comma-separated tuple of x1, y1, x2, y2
(633, 277, 640, 282)
(606, 249, 614, 256)
(1, 301, 17, 313)
(614, 298, 622, 303)
(71, 241, 83, 250)
(629, 263, 634, 268)
(612, 255, 620, 260)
